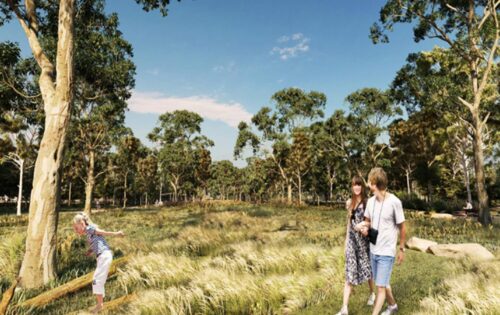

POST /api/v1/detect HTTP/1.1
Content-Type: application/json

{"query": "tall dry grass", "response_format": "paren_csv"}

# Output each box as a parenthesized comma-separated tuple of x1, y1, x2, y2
(415, 258, 500, 315)
(0, 232, 24, 285)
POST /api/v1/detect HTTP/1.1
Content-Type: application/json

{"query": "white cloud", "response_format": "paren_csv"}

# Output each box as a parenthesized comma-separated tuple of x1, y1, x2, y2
(271, 33, 310, 60)
(128, 91, 252, 128)
(277, 35, 290, 43)
(212, 61, 236, 73)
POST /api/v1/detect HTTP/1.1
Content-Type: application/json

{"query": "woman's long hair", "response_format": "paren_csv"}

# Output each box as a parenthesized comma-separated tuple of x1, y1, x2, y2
(348, 175, 367, 220)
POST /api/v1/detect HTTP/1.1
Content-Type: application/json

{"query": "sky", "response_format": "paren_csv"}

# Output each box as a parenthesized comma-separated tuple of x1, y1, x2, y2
(0, 0, 438, 166)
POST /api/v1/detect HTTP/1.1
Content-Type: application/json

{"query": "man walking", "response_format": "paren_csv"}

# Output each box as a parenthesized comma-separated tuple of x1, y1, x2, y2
(362, 167, 406, 315)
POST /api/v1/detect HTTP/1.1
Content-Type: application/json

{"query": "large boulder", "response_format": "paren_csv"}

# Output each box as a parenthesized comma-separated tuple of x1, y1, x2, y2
(406, 237, 438, 252)
(428, 243, 495, 261)
(430, 213, 454, 220)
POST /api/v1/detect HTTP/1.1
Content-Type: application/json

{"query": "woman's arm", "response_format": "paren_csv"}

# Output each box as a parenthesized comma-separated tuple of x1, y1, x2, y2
(95, 228, 125, 237)
(360, 217, 371, 236)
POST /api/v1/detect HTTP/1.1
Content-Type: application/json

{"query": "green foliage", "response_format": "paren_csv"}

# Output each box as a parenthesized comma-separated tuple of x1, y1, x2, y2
(397, 192, 428, 211)
(149, 110, 213, 201)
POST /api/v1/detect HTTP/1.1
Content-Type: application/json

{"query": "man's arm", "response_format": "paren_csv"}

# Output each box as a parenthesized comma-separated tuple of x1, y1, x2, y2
(397, 222, 406, 265)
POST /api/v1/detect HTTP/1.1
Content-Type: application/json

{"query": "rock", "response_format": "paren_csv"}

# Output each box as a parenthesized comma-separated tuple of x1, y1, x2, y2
(493, 215, 500, 225)
(428, 243, 495, 261)
(406, 237, 438, 252)
(430, 213, 454, 220)
(452, 210, 467, 217)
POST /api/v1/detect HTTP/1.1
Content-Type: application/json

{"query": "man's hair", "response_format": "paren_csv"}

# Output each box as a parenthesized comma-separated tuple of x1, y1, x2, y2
(368, 167, 388, 191)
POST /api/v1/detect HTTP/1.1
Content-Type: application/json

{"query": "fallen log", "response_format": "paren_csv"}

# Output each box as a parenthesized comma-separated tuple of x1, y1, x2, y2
(66, 293, 138, 315)
(0, 278, 19, 315)
(18, 256, 129, 308)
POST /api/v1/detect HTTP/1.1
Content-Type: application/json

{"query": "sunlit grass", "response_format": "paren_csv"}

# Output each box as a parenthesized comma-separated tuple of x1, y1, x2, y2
(0, 203, 498, 314)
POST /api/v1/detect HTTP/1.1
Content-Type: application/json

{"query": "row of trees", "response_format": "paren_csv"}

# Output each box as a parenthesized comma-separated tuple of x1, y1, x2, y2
(0, 0, 497, 291)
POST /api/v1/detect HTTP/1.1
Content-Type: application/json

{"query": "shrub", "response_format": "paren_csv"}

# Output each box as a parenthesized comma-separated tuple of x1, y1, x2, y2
(397, 192, 427, 211)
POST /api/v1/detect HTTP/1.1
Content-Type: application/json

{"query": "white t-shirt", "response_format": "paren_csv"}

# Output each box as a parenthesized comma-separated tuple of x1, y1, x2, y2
(364, 193, 405, 257)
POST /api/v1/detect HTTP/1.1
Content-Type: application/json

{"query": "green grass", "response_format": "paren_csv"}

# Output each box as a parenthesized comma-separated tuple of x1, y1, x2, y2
(0, 203, 499, 314)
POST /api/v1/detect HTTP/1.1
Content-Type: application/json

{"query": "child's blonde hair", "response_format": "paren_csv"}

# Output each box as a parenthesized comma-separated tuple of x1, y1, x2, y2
(73, 212, 96, 227)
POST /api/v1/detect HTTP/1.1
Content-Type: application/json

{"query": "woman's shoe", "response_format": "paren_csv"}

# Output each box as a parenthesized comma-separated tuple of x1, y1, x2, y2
(367, 292, 376, 305)
(335, 305, 348, 315)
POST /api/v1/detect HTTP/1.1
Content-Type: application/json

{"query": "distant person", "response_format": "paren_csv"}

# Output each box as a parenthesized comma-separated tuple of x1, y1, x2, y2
(73, 213, 124, 313)
(362, 167, 406, 315)
(463, 201, 473, 211)
(336, 175, 376, 315)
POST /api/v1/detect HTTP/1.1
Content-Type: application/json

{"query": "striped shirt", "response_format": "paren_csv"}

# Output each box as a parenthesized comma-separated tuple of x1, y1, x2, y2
(85, 224, 110, 256)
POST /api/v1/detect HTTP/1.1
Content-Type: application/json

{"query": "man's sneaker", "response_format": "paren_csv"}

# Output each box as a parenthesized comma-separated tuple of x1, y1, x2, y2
(381, 304, 398, 315)
(335, 305, 348, 315)
(367, 292, 376, 306)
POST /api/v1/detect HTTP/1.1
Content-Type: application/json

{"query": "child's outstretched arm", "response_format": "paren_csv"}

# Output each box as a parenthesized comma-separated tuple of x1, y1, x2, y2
(94, 228, 125, 237)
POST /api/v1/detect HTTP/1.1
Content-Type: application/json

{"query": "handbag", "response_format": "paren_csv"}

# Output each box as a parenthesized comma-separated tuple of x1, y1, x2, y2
(368, 194, 386, 245)
(368, 227, 379, 245)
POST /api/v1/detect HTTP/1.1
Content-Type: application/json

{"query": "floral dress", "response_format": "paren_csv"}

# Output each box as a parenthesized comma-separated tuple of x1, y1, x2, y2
(345, 202, 372, 285)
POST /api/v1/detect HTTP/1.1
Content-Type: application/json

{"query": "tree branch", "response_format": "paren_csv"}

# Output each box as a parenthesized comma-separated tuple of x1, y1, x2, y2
(1, 70, 41, 100)
(79, 175, 87, 185)
(476, 0, 499, 101)
(480, 111, 491, 129)
(478, 0, 500, 30)
(6, 0, 56, 105)
(25, 0, 39, 33)
(458, 96, 475, 112)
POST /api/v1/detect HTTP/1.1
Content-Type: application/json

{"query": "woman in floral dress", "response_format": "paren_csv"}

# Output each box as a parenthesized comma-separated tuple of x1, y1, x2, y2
(336, 175, 375, 315)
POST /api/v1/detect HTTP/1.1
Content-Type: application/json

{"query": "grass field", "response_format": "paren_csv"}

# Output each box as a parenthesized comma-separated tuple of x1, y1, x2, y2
(0, 203, 499, 314)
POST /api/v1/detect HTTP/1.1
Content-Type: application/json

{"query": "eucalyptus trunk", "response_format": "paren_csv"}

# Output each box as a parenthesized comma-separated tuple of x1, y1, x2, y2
(83, 150, 95, 215)
(471, 114, 490, 224)
(18, 0, 75, 288)
(16, 159, 24, 216)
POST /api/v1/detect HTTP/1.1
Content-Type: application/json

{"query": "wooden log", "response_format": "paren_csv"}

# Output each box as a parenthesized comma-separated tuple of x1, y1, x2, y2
(19, 256, 129, 308)
(0, 278, 19, 315)
(66, 293, 138, 315)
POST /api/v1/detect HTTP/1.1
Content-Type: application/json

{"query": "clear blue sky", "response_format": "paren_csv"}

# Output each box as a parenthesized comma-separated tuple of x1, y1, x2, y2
(0, 0, 437, 166)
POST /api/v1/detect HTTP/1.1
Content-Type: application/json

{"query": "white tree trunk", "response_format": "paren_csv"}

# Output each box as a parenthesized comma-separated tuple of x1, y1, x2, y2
(471, 115, 490, 224)
(297, 173, 302, 206)
(83, 150, 95, 215)
(159, 182, 162, 204)
(16, 159, 24, 216)
(18, 0, 75, 288)
(123, 172, 128, 208)
(287, 182, 292, 205)
(405, 169, 411, 195)
(460, 147, 472, 205)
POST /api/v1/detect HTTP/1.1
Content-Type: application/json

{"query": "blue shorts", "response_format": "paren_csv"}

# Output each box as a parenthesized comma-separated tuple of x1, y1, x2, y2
(370, 254, 395, 287)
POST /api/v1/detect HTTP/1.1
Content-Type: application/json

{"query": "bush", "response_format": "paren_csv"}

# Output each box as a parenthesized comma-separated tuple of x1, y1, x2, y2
(397, 192, 428, 211)
(429, 198, 464, 213)
(246, 208, 274, 217)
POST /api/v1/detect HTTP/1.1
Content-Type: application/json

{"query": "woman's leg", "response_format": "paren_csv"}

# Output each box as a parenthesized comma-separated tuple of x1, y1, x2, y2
(366, 278, 376, 305)
(342, 281, 352, 308)
(368, 278, 375, 293)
